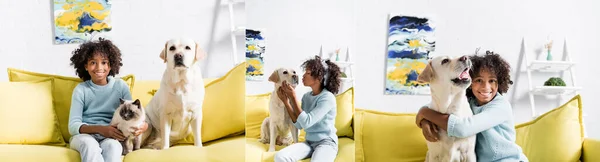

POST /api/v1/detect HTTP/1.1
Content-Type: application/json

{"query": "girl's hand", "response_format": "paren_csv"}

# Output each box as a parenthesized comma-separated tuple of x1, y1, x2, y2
(280, 81, 295, 97)
(133, 122, 148, 136)
(420, 119, 439, 142)
(100, 125, 126, 141)
(415, 106, 429, 127)
(277, 87, 288, 103)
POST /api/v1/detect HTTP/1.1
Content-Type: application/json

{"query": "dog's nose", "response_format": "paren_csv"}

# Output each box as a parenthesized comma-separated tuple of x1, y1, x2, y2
(459, 55, 468, 62)
(174, 54, 183, 60)
(292, 75, 298, 80)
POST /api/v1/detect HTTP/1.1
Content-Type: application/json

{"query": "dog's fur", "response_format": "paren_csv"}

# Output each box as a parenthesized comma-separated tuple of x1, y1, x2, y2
(110, 99, 145, 155)
(258, 68, 300, 152)
(141, 38, 206, 149)
(417, 55, 476, 162)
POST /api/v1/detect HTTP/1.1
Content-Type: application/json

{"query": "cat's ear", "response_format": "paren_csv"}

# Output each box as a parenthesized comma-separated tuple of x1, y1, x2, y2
(119, 98, 125, 104)
(133, 99, 141, 108)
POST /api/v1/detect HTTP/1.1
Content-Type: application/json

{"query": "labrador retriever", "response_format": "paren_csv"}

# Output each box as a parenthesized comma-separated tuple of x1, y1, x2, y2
(417, 55, 476, 162)
(142, 38, 206, 149)
(259, 68, 300, 152)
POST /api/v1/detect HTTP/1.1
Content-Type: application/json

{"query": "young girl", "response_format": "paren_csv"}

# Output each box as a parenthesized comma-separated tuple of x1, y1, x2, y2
(416, 51, 529, 162)
(68, 38, 148, 162)
(275, 55, 342, 162)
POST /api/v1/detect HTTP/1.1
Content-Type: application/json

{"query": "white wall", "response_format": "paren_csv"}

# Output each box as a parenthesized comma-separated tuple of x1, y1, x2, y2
(0, 0, 245, 81)
(245, 0, 356, 97)
(246, 0, 599, 139)
(353, 0, 600, 138)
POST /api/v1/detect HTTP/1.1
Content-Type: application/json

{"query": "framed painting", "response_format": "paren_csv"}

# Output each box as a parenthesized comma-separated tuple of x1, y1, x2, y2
(385, 14, 436, 95)
(246, 29, 265, 81)
(53, 0, 112, 44)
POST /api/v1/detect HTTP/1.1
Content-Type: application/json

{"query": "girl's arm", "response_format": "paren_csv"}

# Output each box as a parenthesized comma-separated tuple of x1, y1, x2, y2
(292, 94, 335, 129)
(278, 88, 301, 122)
(68, 86, 87, 136)
(417, 99, 512, 138)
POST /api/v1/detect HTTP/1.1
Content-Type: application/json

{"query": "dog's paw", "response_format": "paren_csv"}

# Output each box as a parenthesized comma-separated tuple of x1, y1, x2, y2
(122, 149, 132, 155)
(268, 147, 276, 152)
(281, 140, 293, 146)
(258, 138, 268, 144)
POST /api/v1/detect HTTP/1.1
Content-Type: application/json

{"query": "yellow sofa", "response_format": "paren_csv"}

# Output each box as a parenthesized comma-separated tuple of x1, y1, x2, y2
(354, 95, 600, 162)
(0, 63, 246, 162)
(245, 88, 356, 162)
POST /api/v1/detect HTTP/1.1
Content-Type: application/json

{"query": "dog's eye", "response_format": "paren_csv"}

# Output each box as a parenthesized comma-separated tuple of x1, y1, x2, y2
(169, 46, 176, 51)
(293, 71, 296, 74)
(441, 59, 449, 65)
(185, 46, 191, 50)
(283, 71, 288, 74)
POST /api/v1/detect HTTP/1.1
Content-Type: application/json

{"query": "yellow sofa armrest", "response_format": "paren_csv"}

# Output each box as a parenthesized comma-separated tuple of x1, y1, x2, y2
(583, 138, 600, 161)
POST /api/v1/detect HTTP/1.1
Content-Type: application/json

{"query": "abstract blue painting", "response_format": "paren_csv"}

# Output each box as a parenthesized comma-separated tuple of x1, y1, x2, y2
(53, 0, 112, 44)
(385, 14, 436, 95)
(246, 29, 265, 81)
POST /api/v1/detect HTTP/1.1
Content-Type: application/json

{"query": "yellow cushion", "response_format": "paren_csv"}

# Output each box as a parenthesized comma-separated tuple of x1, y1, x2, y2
(0, 145, 80, 162)
(124, 136, 245, 162)
(7, 68, 135, 142)
(515, 95, 584, 162)
(245, 93, 271, 139)
(131, 80, 161, 108)
(0, 79, 65, 145)
(354, 109, 427, 162)
(336, 87, 354, 138)
(583, 138, 600, 162)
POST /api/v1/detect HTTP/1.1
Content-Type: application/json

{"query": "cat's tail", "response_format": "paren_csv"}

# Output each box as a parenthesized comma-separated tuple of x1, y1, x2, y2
(141, 125, 162, 149)
(142, 133, 161, 149)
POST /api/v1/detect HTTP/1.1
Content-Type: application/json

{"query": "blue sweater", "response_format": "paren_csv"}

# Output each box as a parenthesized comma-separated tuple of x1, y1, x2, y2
(447, 93, 528, 162)
(293, 89, 338, 144)
(68, 76, 132, 136)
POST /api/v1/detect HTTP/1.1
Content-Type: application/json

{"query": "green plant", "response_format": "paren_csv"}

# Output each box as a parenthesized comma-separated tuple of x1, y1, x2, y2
(341, 72, 347, 78)
(544, 77, 566, 86)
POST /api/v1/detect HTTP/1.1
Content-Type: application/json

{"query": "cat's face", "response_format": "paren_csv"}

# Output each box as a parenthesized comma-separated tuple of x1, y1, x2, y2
(118, 98, 144, 121)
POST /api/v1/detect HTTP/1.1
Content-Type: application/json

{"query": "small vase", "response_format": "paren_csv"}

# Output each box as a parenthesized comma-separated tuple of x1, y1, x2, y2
(546, 50, 552, 61)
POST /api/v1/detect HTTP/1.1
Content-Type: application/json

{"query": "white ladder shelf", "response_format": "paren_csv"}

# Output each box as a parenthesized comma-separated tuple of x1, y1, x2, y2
(318, 46, 356, 88)
(222, 0, 245, 66)
(511, 37, 581, 119)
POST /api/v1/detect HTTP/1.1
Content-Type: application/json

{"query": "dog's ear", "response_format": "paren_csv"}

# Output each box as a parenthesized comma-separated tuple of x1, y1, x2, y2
(417, 61, 435, 83)
(195, 42, 206, 62)
(119, 98, 125, 105)
(160, 42, 167, 63)
(268, 70, 280, 83)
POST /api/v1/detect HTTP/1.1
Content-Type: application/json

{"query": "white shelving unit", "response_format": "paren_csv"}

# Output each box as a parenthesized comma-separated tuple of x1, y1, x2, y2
(222, 0, 245, 66)
(318, 46, 355, 88)
(511, 37, 580, 119)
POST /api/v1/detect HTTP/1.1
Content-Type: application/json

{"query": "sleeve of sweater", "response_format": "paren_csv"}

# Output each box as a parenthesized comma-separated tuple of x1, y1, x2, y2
(447, 97, 512, 138)
(293, 93, 336, 129)
(68, 85, 86, 136)
(120, 80, 132, 100)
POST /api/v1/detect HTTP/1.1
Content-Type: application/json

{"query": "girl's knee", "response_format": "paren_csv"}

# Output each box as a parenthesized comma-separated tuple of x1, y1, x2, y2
(71, 134, 100, 150)
(274, 151, 289, 162)
(100, 139, 122, 150)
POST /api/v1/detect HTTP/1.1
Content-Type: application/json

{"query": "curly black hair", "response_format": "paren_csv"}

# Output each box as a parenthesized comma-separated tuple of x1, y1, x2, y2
(466, 51, 514, 99)
(69, 38, 123, 81)
(301, 55, 342, 94)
